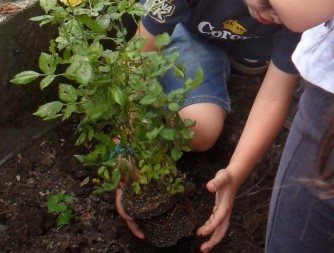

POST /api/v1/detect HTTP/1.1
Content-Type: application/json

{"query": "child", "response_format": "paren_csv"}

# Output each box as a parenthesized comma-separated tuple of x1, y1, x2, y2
(116, 0, 301, 239)
(136, 0, 300, 152)
(197, 0, 334, 252)
(264, 1, 334, 252)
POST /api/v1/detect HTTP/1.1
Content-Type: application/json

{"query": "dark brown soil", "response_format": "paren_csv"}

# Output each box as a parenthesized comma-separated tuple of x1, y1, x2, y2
(0, 73, 289, 253)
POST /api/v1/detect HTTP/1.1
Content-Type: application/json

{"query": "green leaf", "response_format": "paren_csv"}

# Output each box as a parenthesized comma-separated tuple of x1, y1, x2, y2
(101, 181, 117, 192)
(77, 15, 105, 34)
(93, 187, 105, 195)
(127, 2, 146, 16)
(47, 195, 66, 213)
(63, 195, 73, 204)
(174, 64, 185, 79)
(146, 127, 161, 141)
(30, 15, 55, 26)
(93, 133, 114, 147)
(96, 14, 111, 30)
(109, 12, 122, 20)
(62, 103, 77, 120)
(63, 48, 72, 61)
(181, 144, 192, 152)
(171, 149, 182, 161)
(39, 53, 57, 74)
(11, 71, 40, 85)
(109, 86, 127, 107)
(65, 56, 93, 85)
(151, 171, 160, 180)
(85, 145, 107, 162)
(154, 33, 171, 50)
(74, 154, 85, 163)
(183, 118, 195, 128)
(87, 127, 95, 142)
(160, 128, 175, 141)
(39, 0, 57, 12)
(111, 169, 121, 189)
(33, 101, 63, 119)
(75, 132, 87, 146)
(118, 0, 129, 12)
(89, 40, 103, 60)
(103, 169, 110, 179)
(140, 95, 156, 105)
(98, 166, 106, 176)
(185, 67, 203, 90)
(132, 182, 141, 195)
(181, 129, 194, 139)
(123, 51, 140, 61)
(139, 175, 148, 184)
(77, 63, 93, 85)
(140, 164, 151, 173)
(168, 102, 179, 112)
(40, 75, 56, 89)
(73, 8, 92, 16)
(83, 101, 105, 120)
(49, 40, 57, 55)
(104, 50, 119, 64)
(59, 84, 78, 103)
(29, 15, 53, 22)
(47, 192, 72, 214)
(160, 166, 171, 175)
(56, 209, 72, 225)
(80, 177, 90, 186)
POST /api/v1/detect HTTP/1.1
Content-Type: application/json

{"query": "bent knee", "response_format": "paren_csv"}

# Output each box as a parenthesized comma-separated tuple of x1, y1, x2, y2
(191, 134, 219, 151)
(179, 103, 226, 152)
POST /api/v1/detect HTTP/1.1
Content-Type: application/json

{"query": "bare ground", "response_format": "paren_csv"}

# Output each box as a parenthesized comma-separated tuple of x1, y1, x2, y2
(0, 73, 289, 253)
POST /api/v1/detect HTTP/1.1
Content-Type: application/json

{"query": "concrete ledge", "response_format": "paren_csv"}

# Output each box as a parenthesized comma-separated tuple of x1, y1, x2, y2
(0, 0, 58, 164)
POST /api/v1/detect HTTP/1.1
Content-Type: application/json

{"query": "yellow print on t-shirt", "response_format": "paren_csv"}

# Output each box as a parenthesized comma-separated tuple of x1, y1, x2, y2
(223, 20, 247, 36)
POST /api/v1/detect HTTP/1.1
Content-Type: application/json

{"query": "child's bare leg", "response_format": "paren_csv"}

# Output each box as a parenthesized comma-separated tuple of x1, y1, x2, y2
(179, 103, 227, 152)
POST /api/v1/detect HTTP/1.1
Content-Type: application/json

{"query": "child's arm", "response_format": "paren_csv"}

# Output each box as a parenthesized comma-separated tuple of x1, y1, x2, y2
(136, 21, 158, 52)
(197, 61, 298, 253)
(270, 0, 334, 32)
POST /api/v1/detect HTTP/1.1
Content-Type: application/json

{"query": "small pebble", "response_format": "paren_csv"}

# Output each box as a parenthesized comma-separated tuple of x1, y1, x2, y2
(26, 177, 36, 187)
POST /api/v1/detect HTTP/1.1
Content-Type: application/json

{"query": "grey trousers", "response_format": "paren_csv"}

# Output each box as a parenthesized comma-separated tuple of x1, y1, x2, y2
(266, 83, 334, 253)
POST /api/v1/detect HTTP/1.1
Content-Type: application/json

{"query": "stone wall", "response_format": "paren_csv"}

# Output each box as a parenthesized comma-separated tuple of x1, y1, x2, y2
(0, 0, 58, 164)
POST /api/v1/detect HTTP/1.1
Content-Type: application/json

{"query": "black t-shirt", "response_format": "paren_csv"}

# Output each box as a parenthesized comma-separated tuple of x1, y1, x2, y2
(140, 0, 301, 74)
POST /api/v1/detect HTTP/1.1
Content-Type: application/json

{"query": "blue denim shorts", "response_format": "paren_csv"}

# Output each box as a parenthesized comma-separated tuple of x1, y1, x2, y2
(160, 24, 232, 113)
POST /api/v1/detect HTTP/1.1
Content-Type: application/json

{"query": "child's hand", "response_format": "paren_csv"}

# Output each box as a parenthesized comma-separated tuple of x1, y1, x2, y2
(196, 168, 238, 253)
(116, 187, 145, 239)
